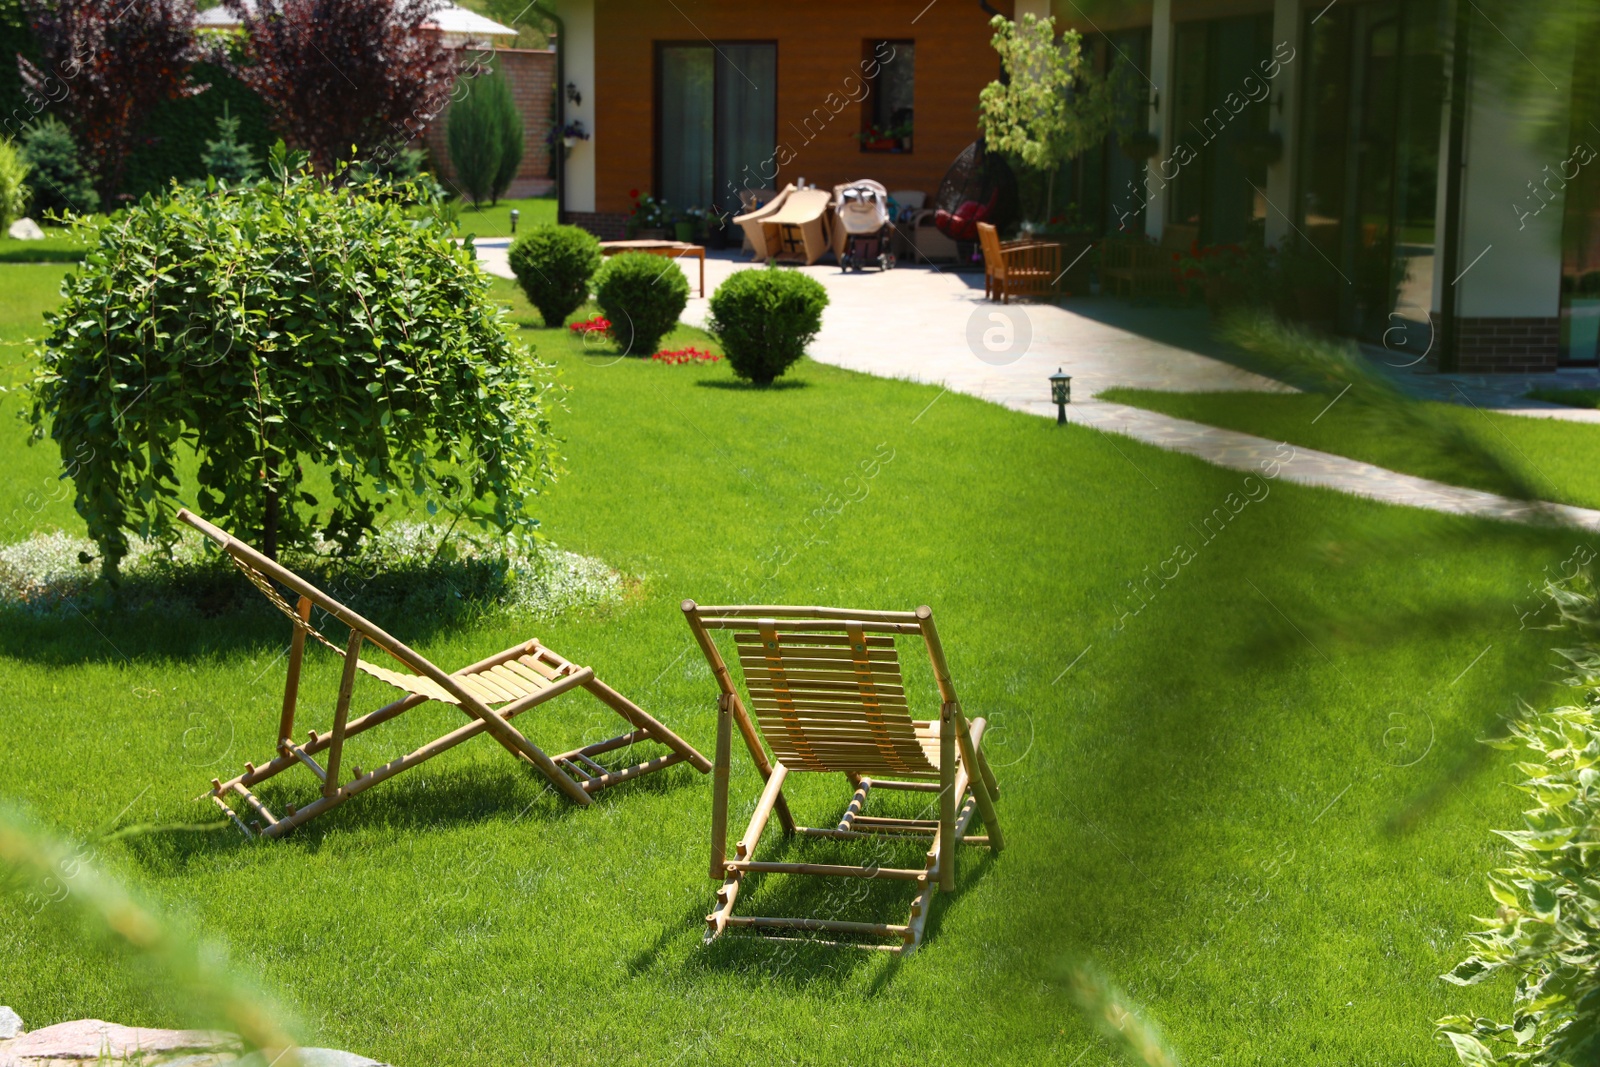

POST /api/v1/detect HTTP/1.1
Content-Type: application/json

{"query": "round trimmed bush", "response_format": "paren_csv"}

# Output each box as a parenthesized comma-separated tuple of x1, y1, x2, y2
(507, 223, 602, 327)
(708, 266, 829, 385)
(31, 158, 557, 576)
(594, 250, 690, 356)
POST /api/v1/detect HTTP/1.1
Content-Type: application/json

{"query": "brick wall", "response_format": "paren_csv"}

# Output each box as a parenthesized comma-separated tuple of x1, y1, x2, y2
(561, 211, 631, 239)
(425, 47, 556, 200)
(1431, 315, 1561, 373)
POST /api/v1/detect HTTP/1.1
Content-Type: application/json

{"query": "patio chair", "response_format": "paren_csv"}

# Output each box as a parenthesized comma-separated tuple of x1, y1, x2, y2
(977, 222, 1062, 303)
(178, 509, 710, 838)
(682, 601, 1003, 954)
(1101, 222, 1197, 298)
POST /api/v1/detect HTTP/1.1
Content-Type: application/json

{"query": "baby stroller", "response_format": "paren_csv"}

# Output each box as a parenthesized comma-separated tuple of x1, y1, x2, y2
(832, 179, 895, 271)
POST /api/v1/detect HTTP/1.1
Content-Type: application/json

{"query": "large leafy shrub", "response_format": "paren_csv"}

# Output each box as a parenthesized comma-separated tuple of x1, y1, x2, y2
(19, 117, 99, 216)
(17, 0, 201, 198)
(223, 0, 453, 173)
(447, 62, 522, 206)
(594, 251, 690, 356)
(708, 266, 828, 385)
(507, 223, 601, 328)
(0, 135, 25, 228)
(30, 150, 558, 575)
(1437, 579, 1600, 1066)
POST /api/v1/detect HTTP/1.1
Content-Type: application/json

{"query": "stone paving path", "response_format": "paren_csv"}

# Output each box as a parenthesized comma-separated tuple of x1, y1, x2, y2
(475, 240, 1600, 531)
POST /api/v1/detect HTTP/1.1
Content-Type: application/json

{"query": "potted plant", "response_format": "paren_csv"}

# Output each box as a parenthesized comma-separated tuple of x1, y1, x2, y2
(561, 120, 590, 149)
(626, 191, 670, 240)
(676, 205, 706, 243)
(1174, 240, 1269, 314)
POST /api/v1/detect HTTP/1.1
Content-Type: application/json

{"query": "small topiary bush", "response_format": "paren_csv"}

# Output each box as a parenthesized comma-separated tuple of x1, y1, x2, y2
(594, 250, 690, 356)
(1436, 575, 1600, 1066)
(30, 147, 558, 576)
(708, 265, 828, 385)
(19, 117, 99, 217)
(507, 223, 602, 328)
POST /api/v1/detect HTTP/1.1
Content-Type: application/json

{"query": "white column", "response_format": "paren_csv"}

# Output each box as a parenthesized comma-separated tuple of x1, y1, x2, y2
(556, 0, 596, 214)
(1264, 0, 1300, 246)
(1144, 0, 1173, 237)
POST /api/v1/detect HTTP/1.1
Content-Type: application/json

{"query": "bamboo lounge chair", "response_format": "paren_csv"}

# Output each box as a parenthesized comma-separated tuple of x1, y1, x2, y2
(682, 601, 1003, 954)
(178, 509, 710, 838)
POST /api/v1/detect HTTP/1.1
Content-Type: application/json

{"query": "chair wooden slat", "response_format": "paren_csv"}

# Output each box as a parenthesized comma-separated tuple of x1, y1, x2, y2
(685, 600, 1005, 956)
(179, 508, 710, 838)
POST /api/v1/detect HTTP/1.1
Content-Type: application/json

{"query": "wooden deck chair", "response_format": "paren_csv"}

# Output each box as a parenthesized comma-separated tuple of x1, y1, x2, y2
(682, 601, 1003, 954)
(178, 509, 709, 838)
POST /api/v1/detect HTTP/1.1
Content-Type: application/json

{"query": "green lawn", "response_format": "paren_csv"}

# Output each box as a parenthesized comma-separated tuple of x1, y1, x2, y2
(1526, 386, 1600, 409)
(0, 227, 89, 264)
(0, 265, 1579, 1064)
(1100, 386, 1600, 511)
(453, 196, 558, 240)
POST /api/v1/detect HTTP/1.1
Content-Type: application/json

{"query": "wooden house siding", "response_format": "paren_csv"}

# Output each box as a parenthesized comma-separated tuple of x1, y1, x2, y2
(589, 0, 1012, 214)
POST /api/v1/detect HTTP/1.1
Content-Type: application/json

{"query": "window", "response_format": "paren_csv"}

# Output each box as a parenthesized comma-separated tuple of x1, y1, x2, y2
(861, 39, 913, 153)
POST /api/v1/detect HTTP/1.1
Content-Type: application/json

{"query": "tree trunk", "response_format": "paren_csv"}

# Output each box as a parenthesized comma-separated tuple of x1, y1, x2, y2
(262, 481, 280, 561)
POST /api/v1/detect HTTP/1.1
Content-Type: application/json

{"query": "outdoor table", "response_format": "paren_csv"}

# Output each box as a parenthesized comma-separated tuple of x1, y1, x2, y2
(598, 240, 706, 297)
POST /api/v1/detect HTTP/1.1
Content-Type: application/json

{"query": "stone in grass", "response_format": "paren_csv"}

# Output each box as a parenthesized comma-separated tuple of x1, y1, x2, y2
(0, 1019, 238, 1064)
(6, 218, 44, 241)
(0, 1007, 21, 1039)
(239, 1050, 391, 1067)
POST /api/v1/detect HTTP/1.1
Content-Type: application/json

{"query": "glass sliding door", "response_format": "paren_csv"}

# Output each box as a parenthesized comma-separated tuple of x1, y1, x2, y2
(1297, 0, 1444, 341)
(1559, 18, 1600, 364)
(1168, 15, 1273, 245)
(659, 46, 714, 213)
(715, 44, 777, 217)
(657, 42, 777, 220)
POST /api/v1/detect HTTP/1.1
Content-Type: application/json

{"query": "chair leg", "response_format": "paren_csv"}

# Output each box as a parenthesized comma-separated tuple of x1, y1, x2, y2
(322, 629, 365, 798)
(939, 702, 957, 892)
(711, 694, 732, 879)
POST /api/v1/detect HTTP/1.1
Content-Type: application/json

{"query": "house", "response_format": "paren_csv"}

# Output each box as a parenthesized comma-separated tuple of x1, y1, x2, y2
(1050, 0, 1597, 373)
(544, 0, 1028, 238)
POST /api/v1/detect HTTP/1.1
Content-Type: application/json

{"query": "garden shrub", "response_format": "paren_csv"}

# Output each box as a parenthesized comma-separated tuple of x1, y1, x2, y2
(30, 147, 558, 576)
(19, 117, 98, 217)
(446, 61, 522, 206)
(1436, 577, 1600, 1066)
(594, 250, 690, 356)
(0, 135, 26, 229)
(708, 265, 829, 385)
(122, 61, 274, 198)
(507, 223, 602, 328)
(198, 102, 259, 185)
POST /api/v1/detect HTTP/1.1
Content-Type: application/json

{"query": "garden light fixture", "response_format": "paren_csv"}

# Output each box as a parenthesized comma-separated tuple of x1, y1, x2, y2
(510, 209, 520, 234)
(1050, 368, 1070, 423)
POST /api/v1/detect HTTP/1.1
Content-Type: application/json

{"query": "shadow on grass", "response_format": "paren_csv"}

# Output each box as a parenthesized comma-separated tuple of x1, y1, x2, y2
(625, 789, 998, 989)
(123, 756, 704, 873)
(0, 553, 561, 666)
(693, 379, 811, 392)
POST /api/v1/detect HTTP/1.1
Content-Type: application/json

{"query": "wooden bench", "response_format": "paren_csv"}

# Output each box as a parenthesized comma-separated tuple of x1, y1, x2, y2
(1101, 223, 1198, 298)
(598, 240, 706, 296)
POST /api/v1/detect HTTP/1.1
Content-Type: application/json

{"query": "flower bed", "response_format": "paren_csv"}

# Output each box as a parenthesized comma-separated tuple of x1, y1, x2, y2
(652, 345, 721, 365)
(568, 313, 612, 338)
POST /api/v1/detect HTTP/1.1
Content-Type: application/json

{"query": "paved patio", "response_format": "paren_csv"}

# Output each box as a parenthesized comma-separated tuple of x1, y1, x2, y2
(474, 239, 1600, 531)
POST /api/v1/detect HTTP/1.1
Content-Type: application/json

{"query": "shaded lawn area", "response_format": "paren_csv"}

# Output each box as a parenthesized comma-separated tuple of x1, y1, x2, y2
(0, 264, 1580, 1064)
(453, 195, 558, 240)
(1100, 386, 1600, 511)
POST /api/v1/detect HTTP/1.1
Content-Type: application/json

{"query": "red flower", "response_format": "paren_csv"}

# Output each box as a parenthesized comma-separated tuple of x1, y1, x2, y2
(628, 188, 640, 199)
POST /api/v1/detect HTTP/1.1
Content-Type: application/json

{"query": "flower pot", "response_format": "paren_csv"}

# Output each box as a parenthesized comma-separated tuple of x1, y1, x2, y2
(562, 135, 578, 148)
(863, 138, 897, 151)
(674, 221, 697, 242)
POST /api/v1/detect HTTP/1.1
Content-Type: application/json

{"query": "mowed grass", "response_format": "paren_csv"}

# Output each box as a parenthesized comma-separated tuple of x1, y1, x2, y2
(452, 195, 559, 240)
(1101, 386, 1600, 511)
(0, 263, 1580, 1064)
